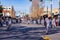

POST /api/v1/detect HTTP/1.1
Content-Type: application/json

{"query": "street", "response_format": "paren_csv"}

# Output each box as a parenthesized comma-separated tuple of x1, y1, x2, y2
(0, 23, 60, 40)
(0, 0, 60, 40)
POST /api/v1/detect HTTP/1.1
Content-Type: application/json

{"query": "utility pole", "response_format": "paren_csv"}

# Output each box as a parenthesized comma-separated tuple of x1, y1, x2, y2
(58, 0, 60, 17)
(47, 6, 48, 15)
(59, 0, 60, 14)
(50, 0, 52, 17)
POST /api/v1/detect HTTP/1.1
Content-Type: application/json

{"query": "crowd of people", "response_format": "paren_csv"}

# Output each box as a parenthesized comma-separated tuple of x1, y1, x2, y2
(0, 16, 60, 29)
(21, 17, 60, 30)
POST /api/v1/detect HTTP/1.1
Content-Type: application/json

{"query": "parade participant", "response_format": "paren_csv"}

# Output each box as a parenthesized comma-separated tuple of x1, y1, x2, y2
(41, 18, 44, 26)
(45, 18, 50, 33)
(37, 19, 40, 24)
(44, 18, 47, 28)
(58, 17, 60, 26)
(52, 18, 56, 29)
(56, 18, 58, 27)
(33, 20, 36, 24)
(5, 18, 9, 27)
(7, 18, 12, 30)
(49, 18, 52, 28)
(0, 18, 2, 27)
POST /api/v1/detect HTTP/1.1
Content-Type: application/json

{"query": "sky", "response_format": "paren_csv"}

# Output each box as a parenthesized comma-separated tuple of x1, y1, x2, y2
(45, 0, 59, 9)
(0, 0, 59, 16)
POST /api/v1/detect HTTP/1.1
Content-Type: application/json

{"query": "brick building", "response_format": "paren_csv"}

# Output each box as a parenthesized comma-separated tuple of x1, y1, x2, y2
(2, 6, 16, 18)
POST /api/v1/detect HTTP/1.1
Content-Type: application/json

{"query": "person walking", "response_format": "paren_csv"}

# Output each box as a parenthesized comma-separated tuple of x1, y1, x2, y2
(45, 18, 50, 33)
(5, 18, 9, 28)
(44, 18, 47, 28)
(37, 19, 40, 24)
(58, 17, 60, 26)
(41, 18, 44, 26)
(52, 18, 56, 29)
(56, 18, 58, 27)
(0, 18, 2, 27)
(49, 18, 52, 28)
(7, 18, 12, 30)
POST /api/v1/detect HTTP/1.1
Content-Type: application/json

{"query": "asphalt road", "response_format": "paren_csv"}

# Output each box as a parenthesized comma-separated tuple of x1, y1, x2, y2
(0, 24, 60, 40)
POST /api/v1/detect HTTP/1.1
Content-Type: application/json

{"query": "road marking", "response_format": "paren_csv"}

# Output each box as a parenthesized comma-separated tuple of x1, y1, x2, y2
(43, 35, 51, 40)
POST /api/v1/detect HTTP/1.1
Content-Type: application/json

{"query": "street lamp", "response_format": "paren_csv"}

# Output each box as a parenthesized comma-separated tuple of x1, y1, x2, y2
(47, 6, 48, 15)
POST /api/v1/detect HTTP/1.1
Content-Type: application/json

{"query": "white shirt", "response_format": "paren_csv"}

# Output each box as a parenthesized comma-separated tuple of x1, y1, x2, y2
(38, 19, 40, 23)
(45, 18, 49, 27)
(41, 19, 44, 24)
(52, 18, 56, 26)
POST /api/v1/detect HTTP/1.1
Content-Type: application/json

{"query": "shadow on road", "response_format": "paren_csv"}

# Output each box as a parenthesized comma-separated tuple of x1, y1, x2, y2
(0, 26, 60, 40)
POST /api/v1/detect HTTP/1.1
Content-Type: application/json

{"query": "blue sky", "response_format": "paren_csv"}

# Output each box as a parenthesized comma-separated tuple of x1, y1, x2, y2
(0, 0, 59, 16)
(45, 0, 59, 9)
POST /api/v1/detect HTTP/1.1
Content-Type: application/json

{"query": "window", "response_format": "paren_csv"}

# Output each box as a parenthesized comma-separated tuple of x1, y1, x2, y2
(9, 8, 10, 9)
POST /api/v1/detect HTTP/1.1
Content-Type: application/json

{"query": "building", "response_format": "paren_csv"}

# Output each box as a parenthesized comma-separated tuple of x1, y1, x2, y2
(30, 7, 59, 18)
(29, 0, 59, 18)
(2, 6, 16, 18)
